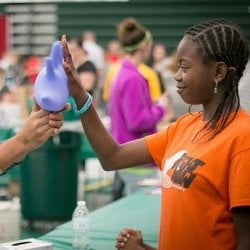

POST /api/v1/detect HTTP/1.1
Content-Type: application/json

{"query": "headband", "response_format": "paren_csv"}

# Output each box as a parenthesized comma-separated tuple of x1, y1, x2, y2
(123, 31, 152, 52)
(228, 66, 237, 72)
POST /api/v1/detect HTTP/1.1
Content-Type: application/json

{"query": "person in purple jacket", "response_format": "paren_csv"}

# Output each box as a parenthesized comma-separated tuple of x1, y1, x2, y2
(109, 18, 168, 197)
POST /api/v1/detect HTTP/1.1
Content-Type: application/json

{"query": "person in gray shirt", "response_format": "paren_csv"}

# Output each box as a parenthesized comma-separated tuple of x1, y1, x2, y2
(239, 60, 250, 112)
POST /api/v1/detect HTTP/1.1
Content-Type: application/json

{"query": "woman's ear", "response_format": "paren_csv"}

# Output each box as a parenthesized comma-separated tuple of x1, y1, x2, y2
(214, 61, 228, 82)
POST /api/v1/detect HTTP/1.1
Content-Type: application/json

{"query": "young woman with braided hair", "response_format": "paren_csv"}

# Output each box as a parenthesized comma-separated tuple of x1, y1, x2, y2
(62, 18, 250, 250)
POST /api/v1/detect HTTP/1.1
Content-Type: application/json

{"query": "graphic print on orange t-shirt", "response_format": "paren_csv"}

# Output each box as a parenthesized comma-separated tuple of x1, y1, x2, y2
(162, 150, 205, 191)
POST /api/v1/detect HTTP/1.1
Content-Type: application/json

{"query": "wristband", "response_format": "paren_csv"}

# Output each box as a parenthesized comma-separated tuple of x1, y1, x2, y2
(73, 92, 93, 115)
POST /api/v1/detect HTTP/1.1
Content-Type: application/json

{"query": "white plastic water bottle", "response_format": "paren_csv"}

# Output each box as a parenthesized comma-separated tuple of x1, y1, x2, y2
(72, 200, 90, 250)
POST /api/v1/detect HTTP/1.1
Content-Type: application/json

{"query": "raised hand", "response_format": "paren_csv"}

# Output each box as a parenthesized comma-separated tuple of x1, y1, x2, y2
(61, 35, 82, 97)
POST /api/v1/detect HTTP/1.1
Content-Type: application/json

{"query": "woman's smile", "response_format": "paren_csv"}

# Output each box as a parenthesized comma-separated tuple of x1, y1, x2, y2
(176, 85, 186, 95)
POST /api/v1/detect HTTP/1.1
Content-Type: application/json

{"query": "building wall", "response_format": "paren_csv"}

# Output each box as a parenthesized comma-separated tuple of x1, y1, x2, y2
(57, 0, 250, 52)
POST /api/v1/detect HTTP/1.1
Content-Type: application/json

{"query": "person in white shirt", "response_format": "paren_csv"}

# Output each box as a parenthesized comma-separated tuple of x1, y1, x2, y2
(82, 30, 106, 111)
(82, 30, 105, 76)
(239, 60, 250, 112)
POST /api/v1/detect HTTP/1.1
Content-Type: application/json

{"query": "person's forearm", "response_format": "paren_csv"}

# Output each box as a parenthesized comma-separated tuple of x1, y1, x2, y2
(73, 90, 153, 171)
(63, 57, 125, 171)
(0, 135, 30, 172)
(73, 89, 121, 170)
(63, 34, 152, 171)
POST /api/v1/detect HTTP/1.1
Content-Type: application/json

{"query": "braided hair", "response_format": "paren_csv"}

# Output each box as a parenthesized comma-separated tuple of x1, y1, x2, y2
(185, 19, 249, 141)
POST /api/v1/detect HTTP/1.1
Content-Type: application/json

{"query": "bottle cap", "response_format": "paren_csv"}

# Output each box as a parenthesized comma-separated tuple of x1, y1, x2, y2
(77, 201, 86, 206)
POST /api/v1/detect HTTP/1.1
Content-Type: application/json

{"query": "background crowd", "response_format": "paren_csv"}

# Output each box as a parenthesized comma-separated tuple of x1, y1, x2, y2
(0, 22, 250, 201)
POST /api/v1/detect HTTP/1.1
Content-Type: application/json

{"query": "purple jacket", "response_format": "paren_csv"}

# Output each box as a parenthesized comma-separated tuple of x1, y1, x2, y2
(109, 59, 165, 143)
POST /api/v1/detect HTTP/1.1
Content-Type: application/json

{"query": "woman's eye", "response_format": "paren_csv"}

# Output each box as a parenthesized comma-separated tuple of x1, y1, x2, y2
(177, 65, 187, 71)
(177, 64, 187, 69)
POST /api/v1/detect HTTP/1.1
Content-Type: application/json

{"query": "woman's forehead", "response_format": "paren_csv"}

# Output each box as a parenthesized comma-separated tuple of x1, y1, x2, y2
(176, 36, 201, 62)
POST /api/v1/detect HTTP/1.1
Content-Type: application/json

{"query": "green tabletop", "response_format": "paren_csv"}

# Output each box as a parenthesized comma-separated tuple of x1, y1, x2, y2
(40, 190, 161, 250)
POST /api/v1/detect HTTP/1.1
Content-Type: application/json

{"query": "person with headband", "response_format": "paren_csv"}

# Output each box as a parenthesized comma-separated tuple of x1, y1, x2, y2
(239, 60, 250, 112)
(62, 17, 250, 250)
(106, 18, 168, 199)
(122, 30, 152, 52)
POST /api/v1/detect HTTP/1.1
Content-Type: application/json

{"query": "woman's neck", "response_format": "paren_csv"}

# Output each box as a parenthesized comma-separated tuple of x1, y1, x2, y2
(202, 99, 239, 121)
(124, 53, 142, 67)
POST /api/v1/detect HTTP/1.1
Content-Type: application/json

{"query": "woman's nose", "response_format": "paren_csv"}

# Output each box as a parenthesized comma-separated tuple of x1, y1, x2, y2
(174, 69, 181, 82)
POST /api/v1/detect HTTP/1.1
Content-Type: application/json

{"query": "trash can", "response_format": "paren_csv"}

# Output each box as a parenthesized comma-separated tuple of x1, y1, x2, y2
(20, 131, 82, 221)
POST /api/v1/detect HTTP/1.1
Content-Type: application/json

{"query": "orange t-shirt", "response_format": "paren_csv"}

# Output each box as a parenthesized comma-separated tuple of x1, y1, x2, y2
(145, 109, 250, 250)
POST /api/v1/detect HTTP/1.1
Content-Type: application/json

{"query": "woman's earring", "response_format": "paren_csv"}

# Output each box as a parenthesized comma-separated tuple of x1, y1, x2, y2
(214, 81, 218, 94)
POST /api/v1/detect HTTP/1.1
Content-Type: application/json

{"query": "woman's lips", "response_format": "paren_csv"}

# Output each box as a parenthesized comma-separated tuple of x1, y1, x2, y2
(176, 85, 186, 94)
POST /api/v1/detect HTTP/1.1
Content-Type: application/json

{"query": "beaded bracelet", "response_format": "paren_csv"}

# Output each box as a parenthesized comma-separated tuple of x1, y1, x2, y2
(73, 92, 93, 115)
